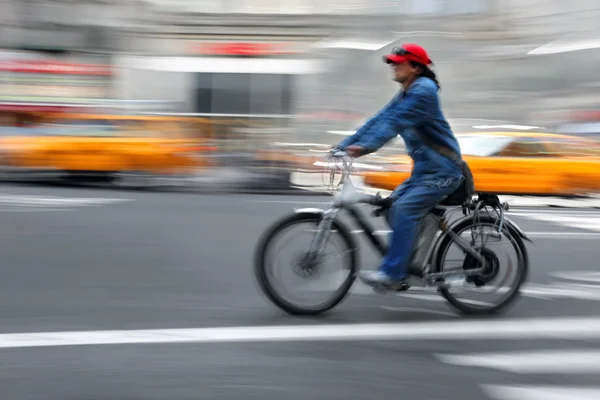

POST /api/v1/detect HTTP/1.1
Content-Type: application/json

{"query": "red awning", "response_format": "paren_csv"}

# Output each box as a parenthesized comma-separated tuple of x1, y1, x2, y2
(0, 60, 112, 75)
(0, 103, 95, 113)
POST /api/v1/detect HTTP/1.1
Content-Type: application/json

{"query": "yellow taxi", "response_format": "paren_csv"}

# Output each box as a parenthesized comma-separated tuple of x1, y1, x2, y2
(0, 114, 216, 181)
(362, 132, 600, 196)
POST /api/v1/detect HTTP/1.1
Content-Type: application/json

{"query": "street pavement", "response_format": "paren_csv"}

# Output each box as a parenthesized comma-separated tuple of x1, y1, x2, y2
(0, 184, 599, 399)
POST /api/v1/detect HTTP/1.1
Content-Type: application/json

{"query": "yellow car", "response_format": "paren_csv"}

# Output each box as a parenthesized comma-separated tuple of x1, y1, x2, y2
(362, 132, 600, 196)
(0, 115, 215, 182)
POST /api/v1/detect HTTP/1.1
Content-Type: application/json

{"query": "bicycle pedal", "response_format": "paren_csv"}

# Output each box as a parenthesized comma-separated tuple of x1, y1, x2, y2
(406, 276, 426, 288)
(391, 284, 410, 292)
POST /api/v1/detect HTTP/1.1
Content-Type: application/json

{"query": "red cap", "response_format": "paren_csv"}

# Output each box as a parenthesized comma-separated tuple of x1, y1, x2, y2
(383, 44, 432, 66)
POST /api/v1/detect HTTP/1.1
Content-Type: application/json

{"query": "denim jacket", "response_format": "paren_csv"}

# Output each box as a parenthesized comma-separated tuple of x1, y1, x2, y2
(336, 77, 463, 181)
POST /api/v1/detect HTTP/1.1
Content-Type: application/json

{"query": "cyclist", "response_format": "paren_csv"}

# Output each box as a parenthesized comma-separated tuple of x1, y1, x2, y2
(333, 43, 464, 290)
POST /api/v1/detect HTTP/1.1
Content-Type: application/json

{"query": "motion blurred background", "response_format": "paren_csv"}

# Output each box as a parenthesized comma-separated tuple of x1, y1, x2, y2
(1, 0, 600, 194)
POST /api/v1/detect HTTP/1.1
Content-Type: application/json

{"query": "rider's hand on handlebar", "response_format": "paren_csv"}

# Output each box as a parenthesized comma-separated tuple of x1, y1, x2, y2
(345, 145, 367, 158)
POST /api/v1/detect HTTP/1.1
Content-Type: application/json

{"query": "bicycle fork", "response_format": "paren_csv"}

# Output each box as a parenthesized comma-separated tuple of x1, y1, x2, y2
(306, 208, 339, 262)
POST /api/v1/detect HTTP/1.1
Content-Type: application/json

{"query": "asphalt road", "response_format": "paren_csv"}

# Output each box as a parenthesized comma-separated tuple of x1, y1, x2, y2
(0, 184, 599, 400)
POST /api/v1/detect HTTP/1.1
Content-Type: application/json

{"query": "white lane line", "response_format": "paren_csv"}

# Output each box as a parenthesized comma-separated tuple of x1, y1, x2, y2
(0, 195, 134, 212)
(436, 350, 600, 373)
(513, 214, 600, 230)
(0, 195, 132, 206)
(482, 385, 600, 400)
(510, 210, 600, 215)
(551, 271, 600, 284)
(520, 284, 600, 301)
(0, 208, 70, 213)
(315, 280, 600, 302)
(344, 282, 600, 301)
(3, 317, 600, 349)
(522, 232, 600, 237)
(378, 306, 457, 317)
(393, 293, 446, 302)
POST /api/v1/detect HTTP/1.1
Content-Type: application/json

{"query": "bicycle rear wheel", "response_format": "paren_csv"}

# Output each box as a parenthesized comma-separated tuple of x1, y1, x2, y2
(433, 214, 529, 315)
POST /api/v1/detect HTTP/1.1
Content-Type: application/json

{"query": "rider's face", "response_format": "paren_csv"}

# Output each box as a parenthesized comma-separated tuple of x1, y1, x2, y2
(391, 62, 420, 84)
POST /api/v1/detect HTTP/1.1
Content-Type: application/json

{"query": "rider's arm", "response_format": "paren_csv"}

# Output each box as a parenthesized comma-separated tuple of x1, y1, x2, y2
(351, 83, 437, 154)
(335, 94, 399, 150)
(335, 119, 377, 150)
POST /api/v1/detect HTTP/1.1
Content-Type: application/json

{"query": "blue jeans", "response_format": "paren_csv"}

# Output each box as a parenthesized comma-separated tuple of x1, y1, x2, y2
(380, 175, 462, 279)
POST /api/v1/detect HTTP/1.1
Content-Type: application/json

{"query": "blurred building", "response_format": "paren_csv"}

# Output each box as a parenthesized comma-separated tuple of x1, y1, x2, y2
(0, 0, 168, 55)
(2, 0, 600, 128)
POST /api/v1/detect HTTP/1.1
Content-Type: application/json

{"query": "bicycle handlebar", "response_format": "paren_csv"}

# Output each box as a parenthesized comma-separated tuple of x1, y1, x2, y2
(326, 148, 395, 212)
(328, 149, 352, 164)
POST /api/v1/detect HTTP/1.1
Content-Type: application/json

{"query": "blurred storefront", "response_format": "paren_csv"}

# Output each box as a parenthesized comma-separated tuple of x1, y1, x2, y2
(0, 55, 116, 128)
(115, 16, 333, 165)
(3, 0, 600, 158)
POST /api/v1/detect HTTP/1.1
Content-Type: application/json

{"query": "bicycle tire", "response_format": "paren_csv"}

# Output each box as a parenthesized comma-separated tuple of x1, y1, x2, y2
(254, 212, 358, 315)
(432, 214, 529, 315)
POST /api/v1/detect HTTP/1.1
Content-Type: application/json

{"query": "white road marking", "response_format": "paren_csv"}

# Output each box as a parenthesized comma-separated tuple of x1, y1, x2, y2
(0, 207, 69, 213)
(436, 350, 600, 374)
(521, 284, 600, 301)
(550, 271, 600, 284)
(0, 194, 133, 212)
(378, 306, 457, 317)
(504, 212, 600, 233)
(0, 195, 131, 206)
(2, 317, 600, 349)
(401, 283, 600, 302)
(510, 210, 600, 215)
(522, 232, 600, 237)
(391, 293, 446, 302)
(307, 279, 600, 302)
(482, 385, 600, 400)
(516, 215, 600, 231)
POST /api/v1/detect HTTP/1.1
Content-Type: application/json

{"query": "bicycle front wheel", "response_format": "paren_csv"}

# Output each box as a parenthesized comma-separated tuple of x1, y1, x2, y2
(254, 212, 358, 315)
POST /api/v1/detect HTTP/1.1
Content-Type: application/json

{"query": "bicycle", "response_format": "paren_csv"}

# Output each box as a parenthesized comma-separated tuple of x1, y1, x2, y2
(254, 150, 531, 316)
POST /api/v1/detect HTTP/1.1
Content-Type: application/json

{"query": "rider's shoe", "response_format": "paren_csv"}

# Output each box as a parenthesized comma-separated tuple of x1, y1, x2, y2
(358, 270, 408, 290)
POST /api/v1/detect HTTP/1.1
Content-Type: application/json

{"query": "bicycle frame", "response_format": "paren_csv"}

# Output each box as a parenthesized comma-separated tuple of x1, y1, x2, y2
(302, 152, 529, 282)
(304, 153, 384, 259)
(257, 154, 531, 316)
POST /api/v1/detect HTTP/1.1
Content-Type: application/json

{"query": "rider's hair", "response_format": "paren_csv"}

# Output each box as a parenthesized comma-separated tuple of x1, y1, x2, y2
(410, 61, 440, 90)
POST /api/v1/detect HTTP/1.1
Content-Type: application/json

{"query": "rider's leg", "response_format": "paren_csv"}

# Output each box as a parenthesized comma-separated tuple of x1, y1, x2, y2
(359, 176, 461, 287)
(384, 177, 413, 227)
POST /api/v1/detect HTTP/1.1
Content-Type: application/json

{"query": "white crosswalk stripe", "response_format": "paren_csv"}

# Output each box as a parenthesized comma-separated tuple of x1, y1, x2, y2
(436, 345, 600, 399)
(436, 350, 600, 374)
(499, 195, 600, 209)
(509, 211, 600, 232)
(481, 385, 600, 400)
(0, 194, 132, 211)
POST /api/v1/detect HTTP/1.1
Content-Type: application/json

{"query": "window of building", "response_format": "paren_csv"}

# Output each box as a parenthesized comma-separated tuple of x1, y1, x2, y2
(194, 73, 294, 115)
